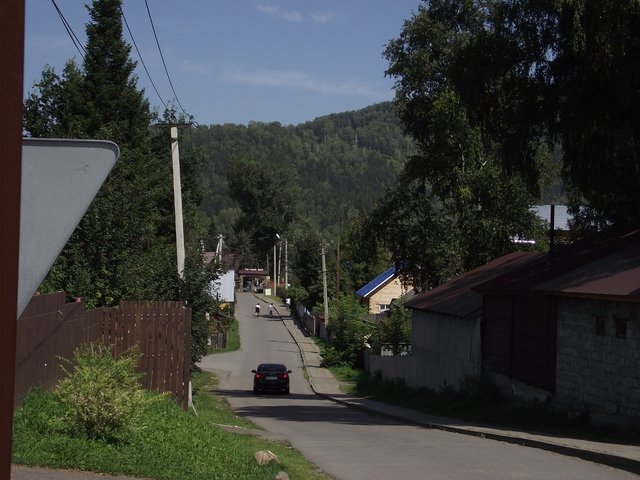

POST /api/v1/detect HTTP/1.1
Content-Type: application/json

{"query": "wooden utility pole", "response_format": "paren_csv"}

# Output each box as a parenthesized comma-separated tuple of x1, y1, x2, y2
(284, 238, 288, 289)
(278, 241, 282, 289)
(335, 241, 340, 299)
(1, 1, 24, 477)
(321, 244, 329, 326)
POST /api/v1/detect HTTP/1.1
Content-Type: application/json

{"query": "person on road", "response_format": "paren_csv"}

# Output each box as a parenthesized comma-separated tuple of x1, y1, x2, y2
(255, 303, 261, 316)
(268, 302, 274, 316)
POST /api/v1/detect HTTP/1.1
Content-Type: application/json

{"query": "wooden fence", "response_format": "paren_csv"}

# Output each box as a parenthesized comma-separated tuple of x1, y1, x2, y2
(209, 331, 228, 349)
(15, 292, 191, 409)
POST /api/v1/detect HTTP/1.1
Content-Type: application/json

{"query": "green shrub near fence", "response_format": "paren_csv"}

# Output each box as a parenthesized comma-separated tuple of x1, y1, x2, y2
(55, 343, 159, 443)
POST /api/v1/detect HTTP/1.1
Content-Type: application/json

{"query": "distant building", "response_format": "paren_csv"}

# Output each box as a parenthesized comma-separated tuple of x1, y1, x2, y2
(204, 251, 235, 303)
(356, 266, 412, 315)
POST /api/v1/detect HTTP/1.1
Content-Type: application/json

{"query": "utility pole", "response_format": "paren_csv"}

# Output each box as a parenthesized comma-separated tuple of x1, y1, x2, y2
(335, 241, 340, 300)
(170, 126, 185, 279)
(321, 244, 329, 326)
(284, 238, 288, 289)
(157, 123, 191, 279)
(277, 240, 282, 289)
(215, 234, 223, 261)
(273, 243, 277, 295)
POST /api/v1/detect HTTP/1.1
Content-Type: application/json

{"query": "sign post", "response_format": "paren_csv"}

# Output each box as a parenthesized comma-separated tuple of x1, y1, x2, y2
(1, 1, 25, 478)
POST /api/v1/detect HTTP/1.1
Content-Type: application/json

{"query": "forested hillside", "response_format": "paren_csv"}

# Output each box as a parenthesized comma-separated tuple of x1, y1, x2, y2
(183, 102, 415, 241)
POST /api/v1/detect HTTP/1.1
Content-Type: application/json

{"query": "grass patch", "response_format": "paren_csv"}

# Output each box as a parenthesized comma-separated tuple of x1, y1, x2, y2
(191, 371, 259, 431)
(326, 366, 361, 394)
(13, 372, 331, 480)
(209, 317, 240, 354)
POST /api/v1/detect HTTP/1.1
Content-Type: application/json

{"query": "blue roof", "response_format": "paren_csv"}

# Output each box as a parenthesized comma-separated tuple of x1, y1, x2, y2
(355, 266, 397, 298)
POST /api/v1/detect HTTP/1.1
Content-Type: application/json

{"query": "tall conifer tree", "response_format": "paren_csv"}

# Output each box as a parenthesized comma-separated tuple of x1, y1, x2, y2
(25, 0, 176, 306)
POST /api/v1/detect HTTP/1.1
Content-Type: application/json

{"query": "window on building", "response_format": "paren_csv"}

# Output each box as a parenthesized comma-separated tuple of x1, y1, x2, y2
(594, 315, 606, 336)
(615, 317, 628, 339)
(379, 304, 390, 312)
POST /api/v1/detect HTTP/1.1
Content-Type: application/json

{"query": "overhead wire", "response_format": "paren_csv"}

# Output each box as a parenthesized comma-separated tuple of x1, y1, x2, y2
(119, 4, 169, 112)
(143, 0, 191, 120)
(50, 0, 86, 61)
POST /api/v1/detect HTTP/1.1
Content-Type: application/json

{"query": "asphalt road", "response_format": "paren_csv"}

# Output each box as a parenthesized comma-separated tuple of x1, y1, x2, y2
(198, 293, 638, 480)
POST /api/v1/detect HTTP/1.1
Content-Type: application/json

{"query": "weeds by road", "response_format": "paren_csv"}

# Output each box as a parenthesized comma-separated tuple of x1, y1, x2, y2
(12, 371, 330, 480)
(329, 366, 640, 446)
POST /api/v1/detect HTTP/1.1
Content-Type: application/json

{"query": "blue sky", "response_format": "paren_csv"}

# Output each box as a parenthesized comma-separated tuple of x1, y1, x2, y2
(24, 1, 422, 126)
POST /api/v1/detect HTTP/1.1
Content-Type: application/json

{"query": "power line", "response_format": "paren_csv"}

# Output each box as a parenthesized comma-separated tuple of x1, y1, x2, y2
(50, 0, 85, 61)
(119, 5, 169, 112)
(144, 0, 190, 119)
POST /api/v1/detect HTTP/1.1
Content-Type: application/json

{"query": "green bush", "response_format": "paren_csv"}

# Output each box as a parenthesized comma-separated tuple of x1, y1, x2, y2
(55, 342, 155, 443)
(325, 294, 371, 368)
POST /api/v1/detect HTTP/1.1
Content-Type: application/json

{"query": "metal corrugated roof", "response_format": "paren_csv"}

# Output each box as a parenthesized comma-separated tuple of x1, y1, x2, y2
(476, 228, 640, 297)
(537, 240, 640, 297)
(355, 266, 397, 298)
(404, 252, 542, 318)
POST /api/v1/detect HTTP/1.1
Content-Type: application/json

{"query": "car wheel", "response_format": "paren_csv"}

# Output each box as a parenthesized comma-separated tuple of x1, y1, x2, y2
(253, 387, 259, 394)
(284, 386, 290, 395)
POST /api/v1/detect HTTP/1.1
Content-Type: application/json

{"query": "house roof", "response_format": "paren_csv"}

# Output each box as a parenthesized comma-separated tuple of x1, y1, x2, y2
(355, 266, 397, 298)
(204, 252, 237, 269)
(475, 228, 640, 298)
(404, 251, 542, 318)
(536, 238, 640, 298)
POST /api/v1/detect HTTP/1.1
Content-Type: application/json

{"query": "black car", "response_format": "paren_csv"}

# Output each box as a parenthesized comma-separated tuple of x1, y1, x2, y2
(252, 363, 291, 394)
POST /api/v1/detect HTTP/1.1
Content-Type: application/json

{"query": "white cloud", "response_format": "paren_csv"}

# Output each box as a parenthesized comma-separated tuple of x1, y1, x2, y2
(256, 4, 335, 24)
(310, 11, 336, 24)
(256, 4, 303, 22)
(221, 69, 389, 99)
(178, 59, 211, 75)
(25, 34, 72, 51)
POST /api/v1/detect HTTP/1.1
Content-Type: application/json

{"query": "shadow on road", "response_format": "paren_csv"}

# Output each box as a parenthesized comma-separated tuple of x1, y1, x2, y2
(216, 388, 403, 427)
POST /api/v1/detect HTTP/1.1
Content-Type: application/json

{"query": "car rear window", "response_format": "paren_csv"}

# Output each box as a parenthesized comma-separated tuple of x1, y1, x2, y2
(258, 364, 286, 372)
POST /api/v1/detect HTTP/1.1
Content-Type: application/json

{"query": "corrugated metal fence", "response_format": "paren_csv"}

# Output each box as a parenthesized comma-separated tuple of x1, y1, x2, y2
(15, 292, 191, 409)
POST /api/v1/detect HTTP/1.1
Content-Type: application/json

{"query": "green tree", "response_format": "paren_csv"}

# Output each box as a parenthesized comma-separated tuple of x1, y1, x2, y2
(25, 0, 165, 306)
(340, 212, 392, 294)
(179, 246, 223, 363)
(323, 294, 370, 368)
(287, 230, 326, 308)
(227, 155, 300, 259)
(384, 0, 640, 239)
(552, 0, 640, 229)
(24, 0, 219, 365)
(375, 0, 548, 289)
(373, 303, 411, 356)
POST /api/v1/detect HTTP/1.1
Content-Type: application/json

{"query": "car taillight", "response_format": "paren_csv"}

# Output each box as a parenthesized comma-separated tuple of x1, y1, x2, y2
(279, 373, 288, 379)
(255, 373, 263, 379)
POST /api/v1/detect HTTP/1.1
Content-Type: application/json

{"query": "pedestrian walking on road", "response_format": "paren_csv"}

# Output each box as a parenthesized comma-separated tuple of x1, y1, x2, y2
(255, 303, 261, 316)
(268, 302, 274, 316)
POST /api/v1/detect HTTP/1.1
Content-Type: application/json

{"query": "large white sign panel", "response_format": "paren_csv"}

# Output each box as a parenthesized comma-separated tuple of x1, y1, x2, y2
(18, 139, 119, 317)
